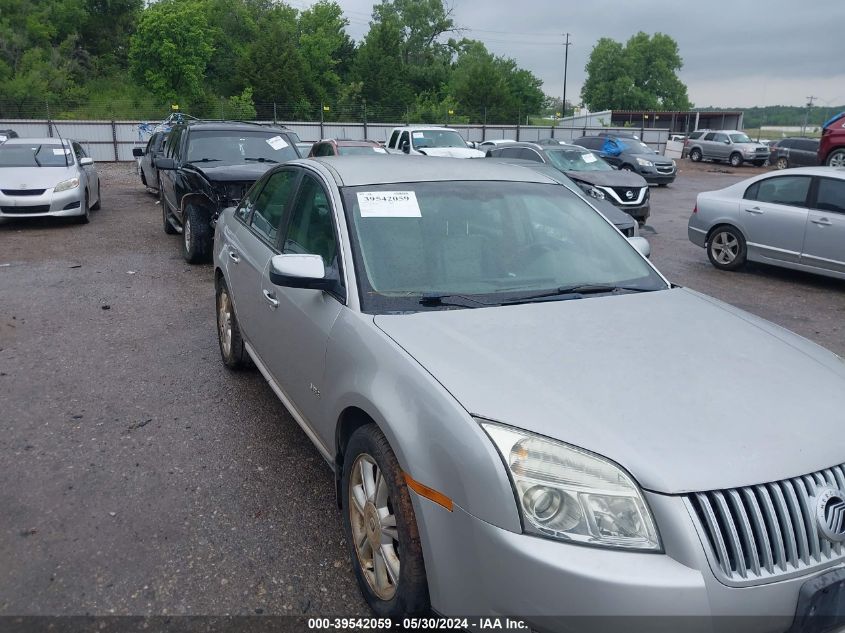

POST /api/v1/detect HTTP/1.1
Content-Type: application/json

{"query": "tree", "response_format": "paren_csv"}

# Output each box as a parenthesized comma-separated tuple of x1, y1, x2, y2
(297, 0, 353, 105)
(581, 32, 691, 111)
(352, 7, 412, 114)
(128, 0, 214, 103)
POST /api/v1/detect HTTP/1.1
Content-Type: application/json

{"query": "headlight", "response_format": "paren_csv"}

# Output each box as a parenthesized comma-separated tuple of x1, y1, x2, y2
(671, 159, 677, 167)
(577, 183, 605, 200)
(635, 158, 654, 167)
(54, 177, 80, 192)
(480, 420, 661, 551)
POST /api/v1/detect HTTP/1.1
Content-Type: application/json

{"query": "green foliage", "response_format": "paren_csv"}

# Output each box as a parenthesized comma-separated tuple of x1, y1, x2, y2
(581, 32, 691, 111)
(128, 0, 214, 103)
(227, 87, 257, 120)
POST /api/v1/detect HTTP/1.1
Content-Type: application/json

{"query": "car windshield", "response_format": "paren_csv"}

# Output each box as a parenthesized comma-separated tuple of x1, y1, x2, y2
(338, 145, 387, 156)
(0, 143, 74, 167)
(341, 181, 666, 313)
(546, 149, 612, 172)
(411, 130, 468, 149)
(729, 133, 752, 143)
(186, 130, 298, 165)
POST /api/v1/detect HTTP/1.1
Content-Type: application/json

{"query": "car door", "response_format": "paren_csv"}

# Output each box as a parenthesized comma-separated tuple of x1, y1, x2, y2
(159, 126, 182, 214)
(256, 171, 345, 429)
(801, 176, 845, 273)
(712, 133, 730, 160)
(141, 134, 158, 184)
(73, 142, 98, 203)
(742, 175, 812, 263)
(226, 169, 300, 343)
(797, 139, 820, 167)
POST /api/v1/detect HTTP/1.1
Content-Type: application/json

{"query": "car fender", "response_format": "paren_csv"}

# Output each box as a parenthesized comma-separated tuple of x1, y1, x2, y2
(323, 309, 522, 533)
(179, 191, 215, 218)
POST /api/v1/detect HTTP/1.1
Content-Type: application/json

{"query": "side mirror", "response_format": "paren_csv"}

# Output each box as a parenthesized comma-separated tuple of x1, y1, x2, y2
(724, 139, 731, 144)
(401, 141, 410, 154)
(628, 236, 651, 259)
(269, 254, 335, 290)
(132, 148, 144, 157)
(80, 157, 94, 166)
(156, 157, 176, 170)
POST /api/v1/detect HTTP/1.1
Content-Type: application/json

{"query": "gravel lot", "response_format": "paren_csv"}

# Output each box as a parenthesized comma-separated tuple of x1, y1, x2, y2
(1, 159, 843, 618)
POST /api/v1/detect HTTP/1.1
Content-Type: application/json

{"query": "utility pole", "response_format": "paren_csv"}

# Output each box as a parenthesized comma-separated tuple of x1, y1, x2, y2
(802, 96, 816, 136)
(561, 33, 572, 123)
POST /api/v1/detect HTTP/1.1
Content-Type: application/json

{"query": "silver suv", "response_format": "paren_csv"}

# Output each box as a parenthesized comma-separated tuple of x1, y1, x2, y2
(687, 130, 769, 167)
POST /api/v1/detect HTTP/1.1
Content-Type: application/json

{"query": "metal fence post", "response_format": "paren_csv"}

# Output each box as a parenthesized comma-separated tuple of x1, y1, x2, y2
(362, 99, 368, 140)
(319, 102, 324, 139)
(46, 100, 53, 137)
(273, 102, 277, 126)
(111, 120, 119, 161)
(482, 107, 487, 141)
(516, 106, 521, 141)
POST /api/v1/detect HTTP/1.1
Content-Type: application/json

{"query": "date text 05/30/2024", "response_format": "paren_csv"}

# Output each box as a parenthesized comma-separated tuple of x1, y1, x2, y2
(307, 617, 529, 630)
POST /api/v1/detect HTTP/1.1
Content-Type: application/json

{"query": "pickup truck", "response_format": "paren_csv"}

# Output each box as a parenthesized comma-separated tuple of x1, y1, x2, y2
(385, 126, 485, 158)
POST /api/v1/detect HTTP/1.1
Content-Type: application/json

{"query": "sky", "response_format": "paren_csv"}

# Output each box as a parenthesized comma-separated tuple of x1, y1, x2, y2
(289, 0, 843, 110)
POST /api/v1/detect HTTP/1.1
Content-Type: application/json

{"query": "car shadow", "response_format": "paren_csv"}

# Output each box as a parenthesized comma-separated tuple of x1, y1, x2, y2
(0, 216, 85, 231)
(742, 261, 845, 292)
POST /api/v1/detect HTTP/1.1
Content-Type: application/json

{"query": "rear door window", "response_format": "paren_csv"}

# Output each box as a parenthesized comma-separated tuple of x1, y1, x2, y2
(703, 133, 716, 141)
(813, 177, 845, 214)
(745, 176, 811, 207)
(520, 148, 544, 162)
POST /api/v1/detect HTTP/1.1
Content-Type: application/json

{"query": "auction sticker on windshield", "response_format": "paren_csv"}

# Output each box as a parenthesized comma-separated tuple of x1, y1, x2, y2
(357, 191, 421, 218)
(266, 136, 289, 150)
(582, 153, 597, 163)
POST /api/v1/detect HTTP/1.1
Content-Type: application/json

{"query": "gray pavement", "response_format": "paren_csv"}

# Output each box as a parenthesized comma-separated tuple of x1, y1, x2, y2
(0, 160, 843, 617)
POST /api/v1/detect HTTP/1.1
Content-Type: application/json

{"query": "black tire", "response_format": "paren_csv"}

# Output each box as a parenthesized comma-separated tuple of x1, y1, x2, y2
(689, 148, 702, 162)
(342, 424, 429, 619)
(776, 157, 788, 169)
(182, 202, 212, 264)
(90, 182, 101, 210)
(160, 180, 177, 235)
(729, 152, 743, 168)
(707, 225, 747, 271)
(215, 278, 249, 370)
(825, 148, 845, 167)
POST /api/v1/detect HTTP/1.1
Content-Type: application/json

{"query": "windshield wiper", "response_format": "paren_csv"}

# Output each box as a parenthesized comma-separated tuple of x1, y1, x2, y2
(187, 158, 221, 163)
(32, 145, 43, 167)
(418, 293, 491, 309)
(243, 157, 278, 163)
(503, 284, 651, 305)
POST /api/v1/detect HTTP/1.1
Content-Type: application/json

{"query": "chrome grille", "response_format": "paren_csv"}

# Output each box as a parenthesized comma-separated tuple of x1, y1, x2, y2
(688, 464, 845, 584)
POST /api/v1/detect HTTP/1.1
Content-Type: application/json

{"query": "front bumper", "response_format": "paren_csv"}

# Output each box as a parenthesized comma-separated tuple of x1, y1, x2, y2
(638, 164, 677, 184)
(412, 491, 829, 633)
(0, 187, 85, 217)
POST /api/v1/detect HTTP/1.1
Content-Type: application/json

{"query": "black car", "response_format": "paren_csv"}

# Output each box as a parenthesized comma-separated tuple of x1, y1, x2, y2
(769, 137, 820, 170)
(155, 121, 299, 263)
(573, 134, 676, 185)
(486, 141, 651, 225)
(132, 131, 168, 192)
(0, 129, 19, 143)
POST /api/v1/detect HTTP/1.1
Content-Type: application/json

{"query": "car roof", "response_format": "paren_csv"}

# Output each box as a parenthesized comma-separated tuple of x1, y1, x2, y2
(302, 156, 559, 187)
(757, 166, 845, 178)
(391, 126, 458, 132)
(184, 121, 290, 133)
(501, 141, 587, 151)
(2, 137, 72, 146)
(322, 139, 381, 146)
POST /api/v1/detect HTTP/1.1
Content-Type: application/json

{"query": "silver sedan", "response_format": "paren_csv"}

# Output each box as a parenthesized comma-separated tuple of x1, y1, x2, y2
(688, 166, 845, 279)
(215, 157, 845, 630)
(0, 137, 101, 223)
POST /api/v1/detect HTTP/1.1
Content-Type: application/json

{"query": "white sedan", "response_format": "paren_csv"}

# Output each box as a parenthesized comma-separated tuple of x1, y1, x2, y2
(0, 137, 101, 224)
(688, 166, 845, 279)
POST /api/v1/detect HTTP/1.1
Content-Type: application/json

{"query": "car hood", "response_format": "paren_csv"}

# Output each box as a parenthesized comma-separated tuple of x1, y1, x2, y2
(417, 147, 486, 158)
(564, 169, 647, 188)
(628, 152, 673, 165)
(374, 287, 845, 494)
(193, 163, 275, 182)
(0, 166, 77, 189)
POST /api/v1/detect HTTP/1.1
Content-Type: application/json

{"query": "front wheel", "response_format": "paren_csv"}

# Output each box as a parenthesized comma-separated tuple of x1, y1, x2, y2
(826, 149, 845, 167)
(729, 153, 743, 168)
(91, 182, 101, 210)
(776, 157, 788, 169)
(74, 193, 90, 224)
(707, 226, 747, 271)
(689, 148, 702, 162)
(182, 203, 212, 264)
(342, 424, 429, 619)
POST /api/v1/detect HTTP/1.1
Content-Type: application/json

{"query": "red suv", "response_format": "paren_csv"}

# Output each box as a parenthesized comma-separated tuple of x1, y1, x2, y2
(818, 111, 845, 166)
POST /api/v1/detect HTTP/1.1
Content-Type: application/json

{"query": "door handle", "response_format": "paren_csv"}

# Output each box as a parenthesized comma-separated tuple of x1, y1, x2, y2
(262, 289, 279, 309)
(228, 249, 240, 263)
(811, 218, 832, 226)
(744, 207, 764, 215)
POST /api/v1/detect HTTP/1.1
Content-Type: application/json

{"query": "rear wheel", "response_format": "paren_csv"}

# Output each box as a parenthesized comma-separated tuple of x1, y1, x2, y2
(826, 149, 845, 167)
(182, 203, 212, 264)
(729, 152, 743, 168)
(689, 148, 702, 162)
(707, 226, 746, 271)
(342, 424, 429, 619)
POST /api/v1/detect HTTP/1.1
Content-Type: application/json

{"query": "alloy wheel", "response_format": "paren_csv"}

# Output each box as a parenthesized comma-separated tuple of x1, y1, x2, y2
(829, 151, 845, 168)
(776, 157, 788, 169)
(710, 231, 739, 265)
(349, 453, 401, 601)
(184, 215, 192, 252)
(217, 287, 233, 358)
